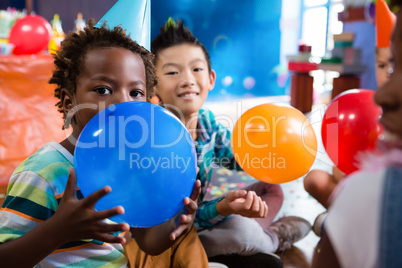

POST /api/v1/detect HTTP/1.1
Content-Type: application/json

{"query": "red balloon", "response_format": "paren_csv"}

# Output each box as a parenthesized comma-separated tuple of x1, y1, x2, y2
(321, 89, 383, 174)
(8, 15, 51, 55)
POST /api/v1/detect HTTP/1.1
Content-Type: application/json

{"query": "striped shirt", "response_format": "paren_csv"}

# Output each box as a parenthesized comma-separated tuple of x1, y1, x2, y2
(195, 109, 243, 229)
(0, 142, 127, 267)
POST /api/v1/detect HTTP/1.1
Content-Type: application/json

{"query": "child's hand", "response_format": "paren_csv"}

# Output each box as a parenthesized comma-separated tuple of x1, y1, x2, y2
(216, 190, 268, 218)
(50, 168, 130, 245)
(169, 179, 201, 241)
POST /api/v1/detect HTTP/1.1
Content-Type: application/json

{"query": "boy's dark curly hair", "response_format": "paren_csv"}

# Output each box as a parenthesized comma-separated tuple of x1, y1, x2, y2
(50, 19, 156, 128)
(151, 18, 212, 73)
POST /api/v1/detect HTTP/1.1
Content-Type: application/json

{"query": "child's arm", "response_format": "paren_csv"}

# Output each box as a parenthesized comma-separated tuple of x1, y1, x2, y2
(312, 232, 341, 268)
(129, 179, 201, 255)
(0, 168, 129, 267)
(216, 190, 268, 218)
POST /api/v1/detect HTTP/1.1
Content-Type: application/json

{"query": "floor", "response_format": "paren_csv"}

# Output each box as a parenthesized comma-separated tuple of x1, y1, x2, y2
(203, 95, 332, 268)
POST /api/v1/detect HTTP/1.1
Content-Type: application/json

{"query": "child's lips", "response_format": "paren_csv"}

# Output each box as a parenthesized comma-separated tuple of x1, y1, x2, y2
(178, 92, 199, 98)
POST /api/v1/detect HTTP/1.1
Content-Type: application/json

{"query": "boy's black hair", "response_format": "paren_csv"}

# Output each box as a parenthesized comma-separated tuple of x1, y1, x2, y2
(391, 0, 402, 9)
(50, 19, 156, 128)
(151, 18, 212, 73)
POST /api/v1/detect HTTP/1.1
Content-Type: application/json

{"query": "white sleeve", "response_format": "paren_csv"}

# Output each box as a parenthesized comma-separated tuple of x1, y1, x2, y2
(325, 168, 386, 268)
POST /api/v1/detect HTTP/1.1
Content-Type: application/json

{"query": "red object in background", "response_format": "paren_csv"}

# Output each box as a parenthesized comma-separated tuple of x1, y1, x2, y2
(298, 43, 312, 53)
(321, 89, 383, 174)
(0, 55, 66, 185)
(8, 15, 52, 55)
(288, 61, 318, 73)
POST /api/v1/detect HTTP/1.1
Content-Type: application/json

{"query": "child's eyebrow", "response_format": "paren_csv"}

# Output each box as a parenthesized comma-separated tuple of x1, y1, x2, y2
(91, 75, 115, 83)
(162, 59, 206, 69)
(189, 59, 206, 65)
(162, 62, 180, 69)
(129, 80, 146, 87)
(91, 75, 145, 86)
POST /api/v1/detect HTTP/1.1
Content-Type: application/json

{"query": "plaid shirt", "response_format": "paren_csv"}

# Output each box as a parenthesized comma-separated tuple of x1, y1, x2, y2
(194, 109, 242, 229)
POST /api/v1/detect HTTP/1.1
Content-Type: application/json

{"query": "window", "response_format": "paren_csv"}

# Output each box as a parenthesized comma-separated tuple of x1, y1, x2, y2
(300, 0, 344, 101)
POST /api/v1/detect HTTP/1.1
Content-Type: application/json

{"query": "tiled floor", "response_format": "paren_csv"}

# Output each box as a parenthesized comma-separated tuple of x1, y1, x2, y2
(203, 95, 333, 267)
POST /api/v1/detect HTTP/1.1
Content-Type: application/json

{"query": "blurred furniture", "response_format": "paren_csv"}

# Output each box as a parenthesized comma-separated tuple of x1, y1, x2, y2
(332, 74, 360, 99)
(319, 33, 364, 99)
(288, 61, 317, 114)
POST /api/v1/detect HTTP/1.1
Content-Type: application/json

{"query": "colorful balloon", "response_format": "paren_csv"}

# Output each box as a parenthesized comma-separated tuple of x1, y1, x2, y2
(74, 102, 197, 227)
(231, 104, 317, 184)
(321, 89, 383, 174)
(8, 15, 52, 55)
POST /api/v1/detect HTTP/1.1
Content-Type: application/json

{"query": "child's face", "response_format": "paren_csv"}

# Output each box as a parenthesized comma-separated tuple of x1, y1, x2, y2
(66, 47, 147, 137)
(375, 9, 402, 150)
(154, 43, 216, 118)
(376, 46, 394, 87)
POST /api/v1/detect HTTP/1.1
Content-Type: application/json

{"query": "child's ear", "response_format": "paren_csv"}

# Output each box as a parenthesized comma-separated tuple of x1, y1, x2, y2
(60, 88, 74, 116)
(208, 69, 216, 91)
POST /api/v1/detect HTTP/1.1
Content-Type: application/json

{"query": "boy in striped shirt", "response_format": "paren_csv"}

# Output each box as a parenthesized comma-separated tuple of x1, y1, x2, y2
(0, 19, 206, 267)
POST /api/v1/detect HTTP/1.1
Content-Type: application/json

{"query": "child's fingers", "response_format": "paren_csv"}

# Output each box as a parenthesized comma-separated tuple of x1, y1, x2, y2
(170, 213, 194, 240)
(64, 167, 78, 199)
(94, 206, 125, 221)
(169, 220, 187, 240)
(93, 232, 127, 244)
(82, 185, 112, 208)
(96, 221, 130, 233)
(183, 197, 197, 214)
(242, 191, 255, 209)
(189, 179, 201, 201)
(250, 194, 261, 213)
(226, 190, 247, 202)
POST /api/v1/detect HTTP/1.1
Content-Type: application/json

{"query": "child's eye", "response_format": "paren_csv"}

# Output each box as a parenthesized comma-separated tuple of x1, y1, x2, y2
(94, 87, 112, 95)
(194, 68, 203, 72)
(130, 90, 145, 98)
(377, 63, 387, 69)
(166, 71, 178, 75)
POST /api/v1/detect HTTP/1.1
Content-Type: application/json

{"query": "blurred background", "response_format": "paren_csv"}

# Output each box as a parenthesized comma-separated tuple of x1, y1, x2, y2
(0, 0, 378, 101)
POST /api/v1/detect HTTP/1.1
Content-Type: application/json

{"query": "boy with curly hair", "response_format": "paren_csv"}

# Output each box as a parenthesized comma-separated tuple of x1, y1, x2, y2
(0, 19, 207, 267)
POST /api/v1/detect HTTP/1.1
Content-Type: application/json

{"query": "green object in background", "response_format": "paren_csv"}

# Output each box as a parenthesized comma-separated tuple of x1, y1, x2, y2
(320, 57, 343, 64)
(334, 41, 353, 48)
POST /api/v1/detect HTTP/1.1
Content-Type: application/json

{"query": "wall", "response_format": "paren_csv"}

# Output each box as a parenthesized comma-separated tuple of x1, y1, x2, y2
(151, 0, 284, 101)
(2, 0, 285, 101)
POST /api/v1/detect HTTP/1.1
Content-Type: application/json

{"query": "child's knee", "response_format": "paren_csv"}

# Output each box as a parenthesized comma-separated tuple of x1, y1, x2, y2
(304, 170, 329, 192)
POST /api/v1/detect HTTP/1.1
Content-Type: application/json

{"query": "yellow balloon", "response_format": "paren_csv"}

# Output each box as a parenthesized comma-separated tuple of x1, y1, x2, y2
(231, 104, 317, 184)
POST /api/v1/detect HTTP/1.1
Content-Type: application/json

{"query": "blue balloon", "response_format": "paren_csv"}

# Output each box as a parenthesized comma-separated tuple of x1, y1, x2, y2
(74, 102, 196, 227)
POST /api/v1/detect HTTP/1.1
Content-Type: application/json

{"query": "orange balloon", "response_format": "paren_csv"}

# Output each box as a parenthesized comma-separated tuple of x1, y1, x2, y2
(231, 104, 317, 184)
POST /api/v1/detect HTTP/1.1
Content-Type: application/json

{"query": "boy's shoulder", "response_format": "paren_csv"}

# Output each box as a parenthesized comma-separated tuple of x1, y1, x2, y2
(198, 108, 217, 125)
(198, 108, 230, 138)
(13, 142, 73, 183)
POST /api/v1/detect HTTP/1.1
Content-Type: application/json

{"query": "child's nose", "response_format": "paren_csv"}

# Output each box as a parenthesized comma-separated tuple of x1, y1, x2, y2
(180, 71, 195, 87)
(113, 90, 132, 104)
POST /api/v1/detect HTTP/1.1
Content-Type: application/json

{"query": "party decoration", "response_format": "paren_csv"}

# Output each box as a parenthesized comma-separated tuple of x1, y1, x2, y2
(48, 14, 65, 54)
(74, 102, 197, 227)
(376, 0, 396, 48)
(95, 0, 150, 50)
(231, 104, 317, 184)
(8, 15, 51, 55)
(321, 89, 382, 174)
